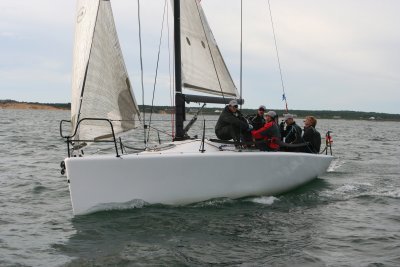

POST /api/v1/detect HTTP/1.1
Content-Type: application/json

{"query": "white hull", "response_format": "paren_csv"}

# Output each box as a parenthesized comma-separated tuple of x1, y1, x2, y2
(65, 140, 333, 215)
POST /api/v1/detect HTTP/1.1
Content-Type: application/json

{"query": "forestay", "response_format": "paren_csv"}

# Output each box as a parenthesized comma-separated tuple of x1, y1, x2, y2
(71, 0, 139, 142)
(180, 0, 238, 97)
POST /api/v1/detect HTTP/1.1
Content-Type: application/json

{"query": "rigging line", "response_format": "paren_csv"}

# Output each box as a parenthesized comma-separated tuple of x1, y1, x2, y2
(240, 0, 243, 108)
(239, 0, 244, 143)
(194, 1, 225, 101)
(146, 125, 174, 138)
(267, 0, 289, 112)
(137, 0, 147, 146)
(146, 0, 168, 143)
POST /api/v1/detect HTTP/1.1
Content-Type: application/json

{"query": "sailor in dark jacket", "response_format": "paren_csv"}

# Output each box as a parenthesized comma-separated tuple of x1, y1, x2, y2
(245, 105, 266, 130)
(302, 116, 321, 153)
(280, 114, 302, 145)
(215, 100, 251, 142)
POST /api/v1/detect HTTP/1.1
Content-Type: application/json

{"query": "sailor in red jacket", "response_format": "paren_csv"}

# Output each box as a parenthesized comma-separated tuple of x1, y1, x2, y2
(251, 110, 281, 151)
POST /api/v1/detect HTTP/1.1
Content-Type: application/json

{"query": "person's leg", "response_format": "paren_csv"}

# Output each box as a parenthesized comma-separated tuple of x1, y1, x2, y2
(255, 140, 267, 151)
(216, 126, 234, 140)
(240, 131, 253, 147)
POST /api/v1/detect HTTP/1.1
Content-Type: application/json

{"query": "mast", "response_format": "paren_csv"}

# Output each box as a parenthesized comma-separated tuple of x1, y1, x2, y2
(174, 0, 185, 140)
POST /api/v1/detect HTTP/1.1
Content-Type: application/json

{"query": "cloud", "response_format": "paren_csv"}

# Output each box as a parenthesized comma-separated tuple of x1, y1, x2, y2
(201, 0, 400, 113)
(0, 0, 399, 113)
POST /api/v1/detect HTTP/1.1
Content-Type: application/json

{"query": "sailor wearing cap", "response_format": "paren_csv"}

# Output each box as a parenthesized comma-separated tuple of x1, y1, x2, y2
(280, 114, 302, 144)
(245, 105, 267, 131)
(251, 110, 281, 151)
(215, 99, 252, 142)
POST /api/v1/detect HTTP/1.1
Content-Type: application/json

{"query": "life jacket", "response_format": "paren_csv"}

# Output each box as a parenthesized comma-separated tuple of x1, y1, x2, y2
(251, 121, 281, 150)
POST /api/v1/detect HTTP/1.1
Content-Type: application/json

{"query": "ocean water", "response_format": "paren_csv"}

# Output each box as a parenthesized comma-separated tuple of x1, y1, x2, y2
(0, 109, 399, 266)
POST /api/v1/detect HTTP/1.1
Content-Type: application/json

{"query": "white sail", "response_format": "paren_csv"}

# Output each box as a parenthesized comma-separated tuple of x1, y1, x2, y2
(71, 0, 139, 141)
(180, 0, 238, 97)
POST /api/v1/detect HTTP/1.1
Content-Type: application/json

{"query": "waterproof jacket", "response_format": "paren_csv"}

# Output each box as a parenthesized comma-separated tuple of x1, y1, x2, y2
(245, 113, 266, 130)
(302, 126, 321, 153)
(251, 120, 281, 150)
(282, 122, 302, 144)
(215, 106, 249, 140)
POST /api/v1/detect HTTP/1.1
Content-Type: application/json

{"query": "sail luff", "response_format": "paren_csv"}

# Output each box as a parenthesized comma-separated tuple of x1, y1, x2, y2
(71, 0, 99, 134)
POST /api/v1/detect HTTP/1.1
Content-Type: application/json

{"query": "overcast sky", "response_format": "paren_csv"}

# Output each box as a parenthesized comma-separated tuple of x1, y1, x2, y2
(1, 0, 399, 113)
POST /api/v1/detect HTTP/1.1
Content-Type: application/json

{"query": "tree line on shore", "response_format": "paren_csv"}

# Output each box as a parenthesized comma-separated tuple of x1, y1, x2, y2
(139, 105, 400, 121)
(1, 99, 399, 121)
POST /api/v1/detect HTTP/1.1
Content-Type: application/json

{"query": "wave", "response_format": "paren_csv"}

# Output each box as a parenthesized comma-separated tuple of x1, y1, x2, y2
(336, 182, 372, 193)
(328, 158, 345, 172)
(320, 181, 400, 201)
(366, 189, 400, 199)
(247, 196, 279, 205)
(85, 199, 148, 214)
(189, 197, 235, 208)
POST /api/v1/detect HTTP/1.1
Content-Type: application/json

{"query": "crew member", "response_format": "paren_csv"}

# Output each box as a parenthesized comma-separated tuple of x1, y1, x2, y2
(280, 113, 302, 150)
(246, 105, 267, 130)
(251, 110, 281, 151)
(302, 116, 321, 153)
(215, 100, 252, 142)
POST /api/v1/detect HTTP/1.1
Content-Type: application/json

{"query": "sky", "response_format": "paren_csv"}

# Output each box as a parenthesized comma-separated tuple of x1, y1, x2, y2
(1, 0, 399, 114)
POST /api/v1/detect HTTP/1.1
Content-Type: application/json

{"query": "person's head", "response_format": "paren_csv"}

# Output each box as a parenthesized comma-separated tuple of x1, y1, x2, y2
(284, 113, 294, 125)
(258, 105, 266, 116)
(265, 110, 276, 122)
(304, 116, 317, 128)
(228, 99, 239, 112)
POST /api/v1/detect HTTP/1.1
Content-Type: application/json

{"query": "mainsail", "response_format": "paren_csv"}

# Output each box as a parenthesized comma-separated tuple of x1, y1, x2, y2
(71, 0, 139, 141)
(180, 0, 238, 97)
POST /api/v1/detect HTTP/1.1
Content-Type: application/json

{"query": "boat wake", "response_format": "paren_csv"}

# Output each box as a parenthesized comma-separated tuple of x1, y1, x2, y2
(86, 199, 148, 214)
(327, 158, 344, 172)
(189, 198, 235, 208)
(320, 182, 400, 201)
(368, 188, 400, 199)
(336, 183, 372, 193)
(81, 196, 282, 214)
(247, 196, 279, 205)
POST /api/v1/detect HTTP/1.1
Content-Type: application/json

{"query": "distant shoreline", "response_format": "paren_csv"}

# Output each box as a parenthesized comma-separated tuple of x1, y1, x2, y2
(0, 101, 69, 111)
(1, 99, 399, 121)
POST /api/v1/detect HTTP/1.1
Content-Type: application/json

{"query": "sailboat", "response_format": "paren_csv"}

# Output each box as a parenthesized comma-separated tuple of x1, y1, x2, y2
(60, 0, 333, 215)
